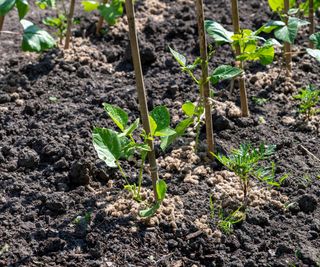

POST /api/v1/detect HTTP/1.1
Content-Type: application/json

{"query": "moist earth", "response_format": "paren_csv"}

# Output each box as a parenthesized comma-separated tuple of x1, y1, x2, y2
(1, 0, 320, 266)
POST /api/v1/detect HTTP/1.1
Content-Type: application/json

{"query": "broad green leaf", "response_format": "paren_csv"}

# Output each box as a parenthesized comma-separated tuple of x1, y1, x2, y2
(310, 32, 320, 49)
(122, 118, 139, 137)
(92, 127, 122, 167)
(154, 127, 176, 137)
(255, 20, 285, 35)
(307, 48, 320, 62)
(98, 0, 123, 26)
(182, 101, 195, 117)
(160, 118, 193, 151)
(119, 135, 135, 159)
(156, 179, 167, 201)
(36, 0, 55, 9)
(149, 115, 157, 136)
(0, 0, 16, 16)
(268, 0, 296, 12)
(205, 20, 233, 44)
(81, 0, 99, 12)
(139, 202, 160, 218)
(169, 46, 186, 67)
(274, 17, 309, 44)
(16, 0, 29, 19)
(237, 45, 275, 65)
(103, 103, 128, 132)
(210, 65, 243, 85)
(150, 106, 170, 131)
(21, 19, 55, 52)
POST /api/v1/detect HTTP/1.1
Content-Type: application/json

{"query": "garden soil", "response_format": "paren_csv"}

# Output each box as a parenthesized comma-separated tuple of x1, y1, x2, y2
(0, 0, 320, 266)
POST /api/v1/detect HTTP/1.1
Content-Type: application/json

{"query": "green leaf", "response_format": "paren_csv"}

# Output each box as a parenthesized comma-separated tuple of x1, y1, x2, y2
(92, 127, 122, 167)
(16, 0, 29, 19)
(139, 202, 160, 218)
(275, 17, 309, 44)
(268, 0, 296, 12)
(149, 115, 157, 136)
(310, 32, 320, 49)
(103, 103, 128, 132)
(205, 20, 233, 45)
(0, 0, 16, 16)
(36, 0, 55, 9)
(210, 65, 243, 85)
(182, 101, 195, 117)
(307, 48, 320, 62)
(160, 117, 193, 151)
(154, 127, 176, 137)
(255, 20, 285, 35)
(156, 179, 167, 201)
(237, 45, 275, 65)
(21, 19, 56, 52)
(150, 106, 170, 132)
(98, 0, 123, 26)
(122, 118, 139, 136)
(169, 46, 186, 67)
(81, 0, 99, 12)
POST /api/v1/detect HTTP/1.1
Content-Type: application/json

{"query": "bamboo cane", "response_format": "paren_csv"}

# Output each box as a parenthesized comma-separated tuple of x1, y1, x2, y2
(231, 0, 249, 117)
(284, 0, 292, 74)
(64, 0, 76, 49)
(0, 16, 5, 35)
(125, 0, 159, 201)
(309, 0, 315, 48)
(195, 0, 215, 154)
(96, 0, 108, 35)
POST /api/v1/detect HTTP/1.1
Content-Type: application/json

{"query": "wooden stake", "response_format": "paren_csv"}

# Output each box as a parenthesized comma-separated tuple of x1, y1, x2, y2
(195, 0, 215, 154)
(284, 0, 292, 74)
(64, 0, 76, 49)
(231, 0, 249, 117)
(96, 0, 108, 35)
(309, 0, 315, 48)
(0, 16, 5, 35)
(125, 0, 159, 201)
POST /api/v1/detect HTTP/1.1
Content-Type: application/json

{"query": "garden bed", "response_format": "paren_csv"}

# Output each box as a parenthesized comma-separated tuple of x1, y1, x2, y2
(0, 0, 320, 266)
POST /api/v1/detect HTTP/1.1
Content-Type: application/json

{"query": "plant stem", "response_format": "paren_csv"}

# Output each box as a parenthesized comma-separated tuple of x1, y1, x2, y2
(230, 0, 249, 117)
(96, 0, 108, 35)
(196, 0, 215, 155)
(137, 153, 147, 198)
(309, 0, 315, 48)
(116, 160, 130, 185)
(125, 0, 159, 202)
(0, 16, 5, 35)
(64, 0, 76, 49)
(284, 0, 292, 75)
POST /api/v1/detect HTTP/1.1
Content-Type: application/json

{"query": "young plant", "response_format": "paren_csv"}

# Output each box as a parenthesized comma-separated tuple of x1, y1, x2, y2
(210, 196, 245, 234)
(266, 0, 310, 73)
(293, 84, 320, 120)
(205, 20, 280, 116)
(0, 0, 55, 51)
(307, 32, 320, 62)
(93, 103, 175, 217)
(82, 0, 124, 32)
(64, 0, 75, 49)
(213, 143, 287, 207)
(43, 14, 67, 45)
(168, 46, 242, 151)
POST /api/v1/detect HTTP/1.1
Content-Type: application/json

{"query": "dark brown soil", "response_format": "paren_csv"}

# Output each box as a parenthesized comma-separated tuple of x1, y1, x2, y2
(1, 0, 320, 266)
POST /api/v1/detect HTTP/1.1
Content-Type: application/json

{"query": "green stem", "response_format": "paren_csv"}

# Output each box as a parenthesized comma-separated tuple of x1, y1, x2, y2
(116, 160, 130, 186)
(187, 70, 199, 85)
(137, 154, 147, 198)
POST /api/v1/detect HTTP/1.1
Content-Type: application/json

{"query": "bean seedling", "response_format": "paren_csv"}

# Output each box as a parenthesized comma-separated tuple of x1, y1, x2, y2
(293, 84, 320, 120)
(93, 103, 175, 217)
(168, 46, 242, 151)
(213, 143, 287, 207)
(307, 32, 320, 62)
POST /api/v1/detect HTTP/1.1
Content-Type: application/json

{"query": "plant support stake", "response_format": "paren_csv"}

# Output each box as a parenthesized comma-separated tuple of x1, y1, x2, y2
(64, 0, 76, 49)
(96, 0, 108, 35)
(309, 0, 315, 48)
(125, 0, 159, 201)
(231, 0, 249, 117)
(195, 0, 215, 154)
(284, 0, 292, 74)
(0, 16, 4, 35)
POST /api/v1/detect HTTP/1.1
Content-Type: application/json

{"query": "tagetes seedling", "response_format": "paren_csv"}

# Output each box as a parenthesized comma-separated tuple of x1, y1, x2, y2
(212, 143, 287, 207)
(293, 84, 320, 120)
(93, 104, 175, 217)
(168, 46, 242, 151)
